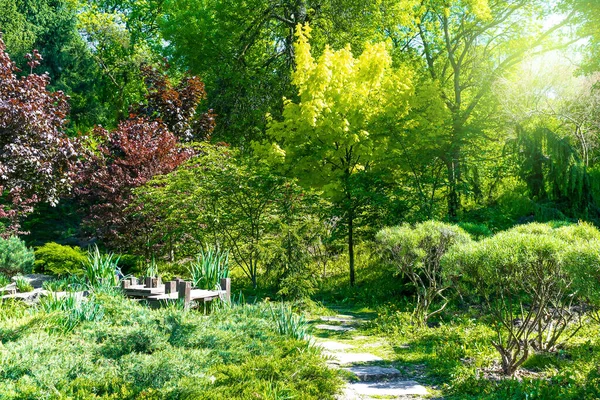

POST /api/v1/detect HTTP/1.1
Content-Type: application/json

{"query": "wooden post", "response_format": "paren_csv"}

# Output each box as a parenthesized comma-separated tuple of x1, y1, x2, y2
(130, 277, 137, 286)
(151, 278, 158, 288)
(165, 281, 176, 294)
(220, 278, 231, 303)
(144, 277, 152, 288)
(178, 281, 191, 304)
(121, 280, 130, 289)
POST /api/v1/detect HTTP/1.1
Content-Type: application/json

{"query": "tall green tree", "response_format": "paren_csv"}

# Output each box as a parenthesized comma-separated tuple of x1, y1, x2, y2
(158, 0, 417, 145)
(395, 0, 580, 219)
(257, 25, 415, 285)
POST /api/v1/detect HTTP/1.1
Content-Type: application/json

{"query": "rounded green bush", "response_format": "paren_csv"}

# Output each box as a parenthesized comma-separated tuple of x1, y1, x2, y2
(443, 223, 600, 374)
(34, 242, 87, 276)
(376, 221, 472, 323)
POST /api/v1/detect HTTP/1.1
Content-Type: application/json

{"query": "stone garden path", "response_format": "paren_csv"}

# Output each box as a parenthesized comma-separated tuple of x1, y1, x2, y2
(311, 312, 431, 400)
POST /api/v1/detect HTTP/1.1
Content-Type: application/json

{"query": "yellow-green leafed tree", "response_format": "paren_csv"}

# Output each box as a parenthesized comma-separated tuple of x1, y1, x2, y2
(256, 24, 415, 286)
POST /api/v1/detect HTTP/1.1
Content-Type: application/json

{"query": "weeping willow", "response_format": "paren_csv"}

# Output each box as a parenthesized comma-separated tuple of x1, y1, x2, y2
(516, 126, 597, 219)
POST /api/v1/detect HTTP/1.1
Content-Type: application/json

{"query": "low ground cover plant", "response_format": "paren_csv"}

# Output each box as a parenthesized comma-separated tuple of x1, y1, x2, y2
(0, 293, 342, 399)
(189, 246, 230, 290)
(83, 245, 121, 288)
(13, 277, 33, 293)
(0, 273, 9, 289)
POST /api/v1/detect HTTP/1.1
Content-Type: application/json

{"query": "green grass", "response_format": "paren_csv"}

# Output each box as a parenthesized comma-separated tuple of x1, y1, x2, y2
(0, 293, 343, 399)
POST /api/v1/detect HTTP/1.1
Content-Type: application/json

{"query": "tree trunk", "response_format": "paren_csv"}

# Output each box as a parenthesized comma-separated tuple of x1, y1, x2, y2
(446, 156, 460, 221)
(348, 209, 355, 286)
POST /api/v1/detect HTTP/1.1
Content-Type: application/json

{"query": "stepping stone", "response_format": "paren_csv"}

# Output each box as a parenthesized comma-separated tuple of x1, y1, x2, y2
(346, 380, 428, 397)
(0, 283, 17, 295)
(361, 342, 385, 348)
(315, 324, 356, 332)
(2, 288, 49, 303)
(327, 352, 382, 365)
(318, 341, 354, 351)
(342, 365, 402, 382)
(320, 315, 355, 323)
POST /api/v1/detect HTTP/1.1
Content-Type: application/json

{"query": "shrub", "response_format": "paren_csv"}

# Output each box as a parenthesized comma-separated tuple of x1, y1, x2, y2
(376, 221, 472, 324)
(443, 225, 598, 375)
(34, 242, 87, 276)
(0, 236, 34, 277)
(188, 246, 229, 290)
(277, 264, 319, 301)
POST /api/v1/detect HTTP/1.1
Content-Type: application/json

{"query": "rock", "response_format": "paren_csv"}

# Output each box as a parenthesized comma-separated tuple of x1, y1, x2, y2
(343, 366, 402, 381)
(2, 288, 49, 303)
(317, 341, 354, 351)
(326, 352, 383, 365)
(346, 380, 428, 397)
(0, 282, 17, 295)
(315, 324, 356, 332)
(11, 274, 54, 289)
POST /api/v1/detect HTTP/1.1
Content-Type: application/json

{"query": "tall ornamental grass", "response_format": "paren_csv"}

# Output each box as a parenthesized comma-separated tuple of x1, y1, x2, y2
(270, 303, 311, 342)
(188, 246, 229, 290)
(83, 245, 121, 288)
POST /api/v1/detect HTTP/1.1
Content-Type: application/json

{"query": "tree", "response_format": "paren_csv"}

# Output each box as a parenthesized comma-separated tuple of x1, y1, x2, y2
(76, 65, 214, 247)
(138, 65, 216, 141)
(158, 0, 417, 145)
(399, 0, 580, 219)
(0, 39, 79, 235)
(76, 118, 191, 248)
(133, 144, 319, 288)
(0, 0, 114, 131)
(256, 25, 414, 286)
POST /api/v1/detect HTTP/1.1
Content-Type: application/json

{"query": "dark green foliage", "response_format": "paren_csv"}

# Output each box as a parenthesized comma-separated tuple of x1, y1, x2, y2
(0, 236, 34, 277)
(515, 127, 600, 221)
(457, 222, 493, 240)
(34, 242, 87, 276)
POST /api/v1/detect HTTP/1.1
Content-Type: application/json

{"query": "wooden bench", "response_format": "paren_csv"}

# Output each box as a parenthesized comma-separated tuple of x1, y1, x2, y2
(121, 277, 231, 307)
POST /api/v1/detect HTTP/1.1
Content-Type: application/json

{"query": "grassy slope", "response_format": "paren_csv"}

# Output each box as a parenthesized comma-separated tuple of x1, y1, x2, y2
(0, 293, 343, 400)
